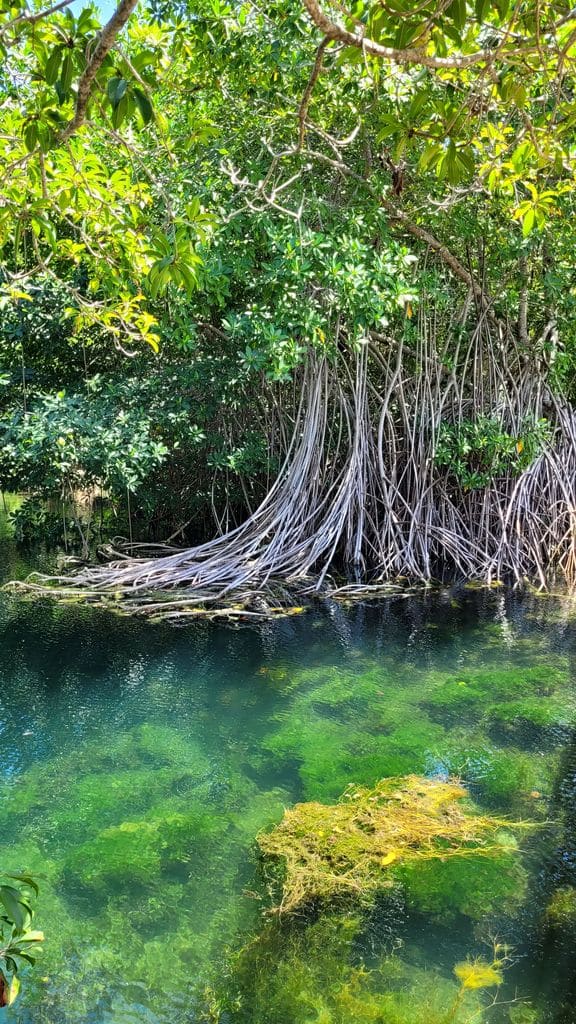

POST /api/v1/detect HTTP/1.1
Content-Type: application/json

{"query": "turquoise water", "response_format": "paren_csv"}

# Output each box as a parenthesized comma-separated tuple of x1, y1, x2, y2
(1, 536, 576, 1022)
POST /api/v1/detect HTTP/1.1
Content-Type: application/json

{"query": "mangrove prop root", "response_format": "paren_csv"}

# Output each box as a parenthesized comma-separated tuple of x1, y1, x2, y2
(257, 775, 523, 914)
(8, 319, 576, 617)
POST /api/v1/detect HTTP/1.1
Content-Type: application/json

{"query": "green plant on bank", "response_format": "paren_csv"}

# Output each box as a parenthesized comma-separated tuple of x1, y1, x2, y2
(0, 874, 42, 1007)
(434, 418, 552, 491)
(1, 0, 576, 571)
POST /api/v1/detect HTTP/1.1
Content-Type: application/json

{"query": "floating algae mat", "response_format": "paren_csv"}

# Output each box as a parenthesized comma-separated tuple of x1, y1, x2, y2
(258, 775, 526, 914)
(0, 571, 576, 1022)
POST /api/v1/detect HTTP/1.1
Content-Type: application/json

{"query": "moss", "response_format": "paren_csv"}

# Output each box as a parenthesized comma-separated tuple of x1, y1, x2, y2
(258, 775, 525, 916)
(229, 787, 290, 842)
(63, 798, 245, 893)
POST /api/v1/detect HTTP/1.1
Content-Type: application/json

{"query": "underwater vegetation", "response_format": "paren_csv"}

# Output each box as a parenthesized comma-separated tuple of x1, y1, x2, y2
(217, 910, 532, 1024)
(0, 723, 290, 1022)
(258, 775, 525, 916)
(260, 637, 570, 812)
(545, 886, 576, 928)
(0, 591, 573, 1023)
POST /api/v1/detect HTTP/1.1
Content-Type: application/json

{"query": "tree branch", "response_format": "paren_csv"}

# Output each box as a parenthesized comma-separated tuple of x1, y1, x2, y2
(298, 38, 329, 151)
(301, 0, 555, 70)
(379, 197, 485, 303)
(59, 0, 139, 143)
(1, 0, 75, 34)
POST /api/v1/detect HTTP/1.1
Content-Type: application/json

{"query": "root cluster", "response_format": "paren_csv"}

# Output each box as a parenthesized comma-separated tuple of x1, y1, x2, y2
(10, 318, 576, 617)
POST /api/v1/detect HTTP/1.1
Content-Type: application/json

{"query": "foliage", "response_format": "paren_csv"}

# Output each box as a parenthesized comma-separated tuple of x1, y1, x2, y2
(435, 417, 552, 491)
(0, 387, 169, 496)
(0, 874, 42, 1007)
(1, 0, 576, 555)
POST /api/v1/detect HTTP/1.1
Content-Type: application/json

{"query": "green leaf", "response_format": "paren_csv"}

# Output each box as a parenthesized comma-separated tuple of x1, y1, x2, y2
(107, 77, 128, 107)
(111, 94, 128, 129)
(522, 208, 535, 236)
(60, 53, 73, 93)
(7, 975, 20, 1006)
(44, 47, 62, 86)
(446, 0, 466, 30)
(419, 143, 442, 171)
(0, 887, 30, 933)
(54, 80, 66, 105)
(474, 0, 490, 21)
(133, 87, 154, 126)
(178, 262, 198, 291)
(23, 122, 37, 152)
(6, 876, 39, 898)
(77, 7, 97, 32)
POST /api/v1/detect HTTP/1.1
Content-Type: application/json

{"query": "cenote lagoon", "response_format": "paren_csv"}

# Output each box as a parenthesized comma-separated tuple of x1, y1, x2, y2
(1, 535, 576, 1023)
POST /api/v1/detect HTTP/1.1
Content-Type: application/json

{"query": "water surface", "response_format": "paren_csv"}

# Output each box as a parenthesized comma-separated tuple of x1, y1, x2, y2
(1, 537, 576, 1023)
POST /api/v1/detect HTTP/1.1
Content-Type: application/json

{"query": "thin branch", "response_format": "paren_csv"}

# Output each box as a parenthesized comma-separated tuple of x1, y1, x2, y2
(2, 0, 75, 32)
(298, 38, 329, 151)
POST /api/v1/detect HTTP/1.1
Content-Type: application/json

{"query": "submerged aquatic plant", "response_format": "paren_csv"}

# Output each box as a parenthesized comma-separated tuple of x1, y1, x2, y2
(218, 912, 527, 1024)
(258, 775, 522, 915)
(545, 885, 576, 927)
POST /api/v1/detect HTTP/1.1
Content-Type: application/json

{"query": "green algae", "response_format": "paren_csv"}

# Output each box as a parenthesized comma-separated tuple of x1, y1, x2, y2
(0, 717, 290, 1022)
(257, 775, 527, 918)
(424, 665, 574, 732)
(218, 912, 518, 1024)
(260, 638, 570, 812)
(396, 849, 525, 921)
(545, 886, 576, 927)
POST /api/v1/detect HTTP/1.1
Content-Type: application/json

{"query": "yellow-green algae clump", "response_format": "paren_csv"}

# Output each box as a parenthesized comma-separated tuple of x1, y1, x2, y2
(258, 775, 523, 915)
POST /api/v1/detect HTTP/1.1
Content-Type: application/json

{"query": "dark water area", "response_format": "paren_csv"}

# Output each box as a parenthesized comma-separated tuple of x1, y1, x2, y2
(1, 524, 576, 1023)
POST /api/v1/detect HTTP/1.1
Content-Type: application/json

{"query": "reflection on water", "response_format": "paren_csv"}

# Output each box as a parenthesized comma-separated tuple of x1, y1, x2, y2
(0, 531, 575, 1022)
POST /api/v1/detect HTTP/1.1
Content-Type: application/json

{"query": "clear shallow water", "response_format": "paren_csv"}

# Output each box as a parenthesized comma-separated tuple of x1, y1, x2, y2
(1, 541, 576, 1022)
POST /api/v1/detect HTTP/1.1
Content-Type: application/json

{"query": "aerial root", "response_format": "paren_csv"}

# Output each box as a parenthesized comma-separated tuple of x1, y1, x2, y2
(8, 326, 576, 619)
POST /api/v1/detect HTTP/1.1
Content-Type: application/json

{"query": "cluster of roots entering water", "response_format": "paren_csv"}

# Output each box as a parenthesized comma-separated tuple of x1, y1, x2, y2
(9, 327, 576, 618)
